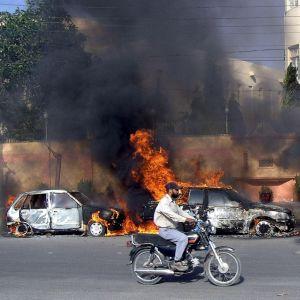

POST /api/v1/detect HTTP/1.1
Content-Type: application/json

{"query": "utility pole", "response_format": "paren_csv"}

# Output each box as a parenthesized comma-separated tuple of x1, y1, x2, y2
(44, 111, 62, 189)
(45, 145, 62, 189)
(225, 106, 229, 134)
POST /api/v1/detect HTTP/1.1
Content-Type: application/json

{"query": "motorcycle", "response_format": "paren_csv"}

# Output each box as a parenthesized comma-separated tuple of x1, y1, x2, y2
(129, 209, 241, 286)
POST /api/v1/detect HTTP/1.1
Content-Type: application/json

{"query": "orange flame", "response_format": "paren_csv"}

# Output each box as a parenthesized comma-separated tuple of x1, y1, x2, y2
(90, 198, 158, 236)
(130, 129, 176, 200)
(6, 195, 16, 208)
(89, 129, 227, 237)
(130, 129, 227, 201)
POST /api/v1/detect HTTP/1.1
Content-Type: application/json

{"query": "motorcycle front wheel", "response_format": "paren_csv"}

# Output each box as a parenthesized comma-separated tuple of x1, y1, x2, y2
(132, 248, 163, 285)
(204, 250, 241, 287)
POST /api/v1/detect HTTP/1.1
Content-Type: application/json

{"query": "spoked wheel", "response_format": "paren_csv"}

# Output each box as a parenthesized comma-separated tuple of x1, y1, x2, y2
(132, 249, 163, 285)
(205, 250, 241, 286)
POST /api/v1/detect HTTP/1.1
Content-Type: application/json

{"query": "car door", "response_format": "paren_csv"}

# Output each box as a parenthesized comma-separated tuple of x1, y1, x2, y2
(49, 192, 81, 229)
(207, 190, 245, 232)
(19, 193, 51, 230)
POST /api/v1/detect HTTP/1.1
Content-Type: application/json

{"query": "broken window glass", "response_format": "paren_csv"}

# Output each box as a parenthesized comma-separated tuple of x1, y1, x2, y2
(30, 194, 47, 209)
(51, 193, 78, 209)
(209, 191, 240, 207)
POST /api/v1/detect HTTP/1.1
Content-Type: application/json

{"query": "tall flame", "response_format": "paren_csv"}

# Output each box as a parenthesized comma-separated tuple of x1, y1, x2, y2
(130, 129, 176, 200)
(130, 129, 226, 201)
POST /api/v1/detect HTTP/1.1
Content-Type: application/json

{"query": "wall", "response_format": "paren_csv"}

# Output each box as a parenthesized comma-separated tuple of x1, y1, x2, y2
(169, 135, 299, 202)
(0, 140, 121, 198)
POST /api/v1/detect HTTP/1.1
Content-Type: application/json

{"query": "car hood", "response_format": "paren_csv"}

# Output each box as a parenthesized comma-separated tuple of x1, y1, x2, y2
(251, 203, 291, 214)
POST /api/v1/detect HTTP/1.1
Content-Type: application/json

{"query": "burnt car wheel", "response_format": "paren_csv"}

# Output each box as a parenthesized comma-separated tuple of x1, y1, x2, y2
(254, 219, 275, 236)
(88, 221, 106, 237)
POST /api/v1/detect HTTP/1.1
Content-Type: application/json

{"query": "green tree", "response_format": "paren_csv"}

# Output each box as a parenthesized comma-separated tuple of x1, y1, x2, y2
(282, 63, 300, 107)
(0, 1, 90, 140)
(0, 9, 46, 139)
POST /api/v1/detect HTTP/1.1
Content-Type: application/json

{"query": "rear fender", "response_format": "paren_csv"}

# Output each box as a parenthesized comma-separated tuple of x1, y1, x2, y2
(129, 245, 154, 264)
(204, 246, 235, 264)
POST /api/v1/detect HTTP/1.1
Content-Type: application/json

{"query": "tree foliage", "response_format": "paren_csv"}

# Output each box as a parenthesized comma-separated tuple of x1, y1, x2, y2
(282, 63, 300, 107)
(0, 1, 90, 140)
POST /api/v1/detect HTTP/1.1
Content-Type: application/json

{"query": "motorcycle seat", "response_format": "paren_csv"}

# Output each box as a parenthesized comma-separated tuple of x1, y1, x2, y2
(132, 233, 175, 247)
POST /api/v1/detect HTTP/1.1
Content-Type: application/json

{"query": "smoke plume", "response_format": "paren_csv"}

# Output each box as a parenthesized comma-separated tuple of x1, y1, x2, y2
(37, 1, 231, 162)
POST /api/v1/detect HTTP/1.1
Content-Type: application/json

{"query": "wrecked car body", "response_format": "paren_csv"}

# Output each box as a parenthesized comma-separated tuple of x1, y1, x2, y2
(6, 190, 124, 237)
(141, 188, 296, 236)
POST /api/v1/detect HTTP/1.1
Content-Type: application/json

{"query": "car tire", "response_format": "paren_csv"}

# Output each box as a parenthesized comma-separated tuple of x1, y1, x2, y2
(87, 221, 107, 237)
(254, 219, 275, 236)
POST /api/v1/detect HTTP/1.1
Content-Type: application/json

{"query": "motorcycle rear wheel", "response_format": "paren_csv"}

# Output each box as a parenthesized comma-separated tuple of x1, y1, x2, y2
(204, 250, 241, 287)
(132, 249, 163, 285)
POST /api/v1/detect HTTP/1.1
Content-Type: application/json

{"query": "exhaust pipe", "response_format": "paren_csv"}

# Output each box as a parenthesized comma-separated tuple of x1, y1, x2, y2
(134, 268, 174, 276)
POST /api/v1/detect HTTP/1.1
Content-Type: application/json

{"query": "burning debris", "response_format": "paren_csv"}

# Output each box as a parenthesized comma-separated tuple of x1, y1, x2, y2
(5, 131, 297, 239)
(8, 222, 33, 238)
(89, 199, 158, 237)
(6, 129, 229, 237)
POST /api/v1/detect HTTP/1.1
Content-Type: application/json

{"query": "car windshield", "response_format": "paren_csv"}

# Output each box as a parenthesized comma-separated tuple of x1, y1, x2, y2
(227, 190, 254, 208)
(69, 192, 92, 206)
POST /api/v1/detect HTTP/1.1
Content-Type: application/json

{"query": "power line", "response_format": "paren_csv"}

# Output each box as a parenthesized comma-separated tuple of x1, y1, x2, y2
(227, 48, 284, 53)
(2, 10, 292, 21)
(0, 27, 288, 34)
(9, 18, 300, 28)
(0, 2, 295, 9)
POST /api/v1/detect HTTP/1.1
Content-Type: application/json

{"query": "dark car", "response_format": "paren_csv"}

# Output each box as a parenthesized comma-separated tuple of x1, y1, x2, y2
(7, 190, 125, 237)
(141, 187, 296, 236)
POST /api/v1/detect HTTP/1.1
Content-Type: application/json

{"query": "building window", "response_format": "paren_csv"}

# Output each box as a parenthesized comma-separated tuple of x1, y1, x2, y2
(289, 0, 299, 8)
(288, 45, 300, 82)
(259, 159, 274, 168)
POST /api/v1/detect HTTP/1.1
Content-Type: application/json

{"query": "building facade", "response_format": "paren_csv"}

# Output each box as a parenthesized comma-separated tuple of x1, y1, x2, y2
(285, 1, 300, 72)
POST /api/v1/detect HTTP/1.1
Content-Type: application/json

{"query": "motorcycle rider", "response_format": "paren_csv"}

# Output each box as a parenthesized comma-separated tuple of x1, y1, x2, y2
(154, 182, 196, 272)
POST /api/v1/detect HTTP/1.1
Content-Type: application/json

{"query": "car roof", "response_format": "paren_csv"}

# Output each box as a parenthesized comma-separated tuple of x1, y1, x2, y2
(188, 187, 232, 191)
(22, 189, 77, 195)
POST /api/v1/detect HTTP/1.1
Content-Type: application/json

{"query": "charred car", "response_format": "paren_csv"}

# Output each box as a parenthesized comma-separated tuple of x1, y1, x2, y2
(6, 190, 125, 237)
(141, 187, 296, 236)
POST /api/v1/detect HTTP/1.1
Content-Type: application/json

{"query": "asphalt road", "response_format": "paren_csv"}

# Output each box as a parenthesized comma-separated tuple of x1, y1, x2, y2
(0, 235, 299, 300)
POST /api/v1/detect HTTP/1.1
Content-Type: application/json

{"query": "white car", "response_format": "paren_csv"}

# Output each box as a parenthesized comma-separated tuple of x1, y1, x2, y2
(7, 189, 125, 236)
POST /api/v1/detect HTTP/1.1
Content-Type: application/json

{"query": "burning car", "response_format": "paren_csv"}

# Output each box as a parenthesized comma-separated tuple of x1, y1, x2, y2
(6, 190, 125, 237)
(141, 187, 296, 236)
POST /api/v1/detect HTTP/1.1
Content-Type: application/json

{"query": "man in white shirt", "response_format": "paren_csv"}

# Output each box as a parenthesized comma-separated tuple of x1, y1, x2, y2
(154, 182, 195, 271)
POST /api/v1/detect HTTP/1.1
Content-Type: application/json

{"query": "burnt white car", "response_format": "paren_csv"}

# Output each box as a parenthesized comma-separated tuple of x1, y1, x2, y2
(141, 187, 296, 236)
(6, 189, 125, 236)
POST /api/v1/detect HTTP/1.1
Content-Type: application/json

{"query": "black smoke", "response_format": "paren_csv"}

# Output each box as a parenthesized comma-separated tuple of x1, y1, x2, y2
(34, 0, 232, 161)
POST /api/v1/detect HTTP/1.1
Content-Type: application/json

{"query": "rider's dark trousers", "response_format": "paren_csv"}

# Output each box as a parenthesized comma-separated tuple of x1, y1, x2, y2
(159, 228, 188, 261)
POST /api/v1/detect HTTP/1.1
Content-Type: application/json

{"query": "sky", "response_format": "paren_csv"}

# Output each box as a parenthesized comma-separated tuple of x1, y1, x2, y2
(0, 0, 26, 13)
(0, 0, 286, 71)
